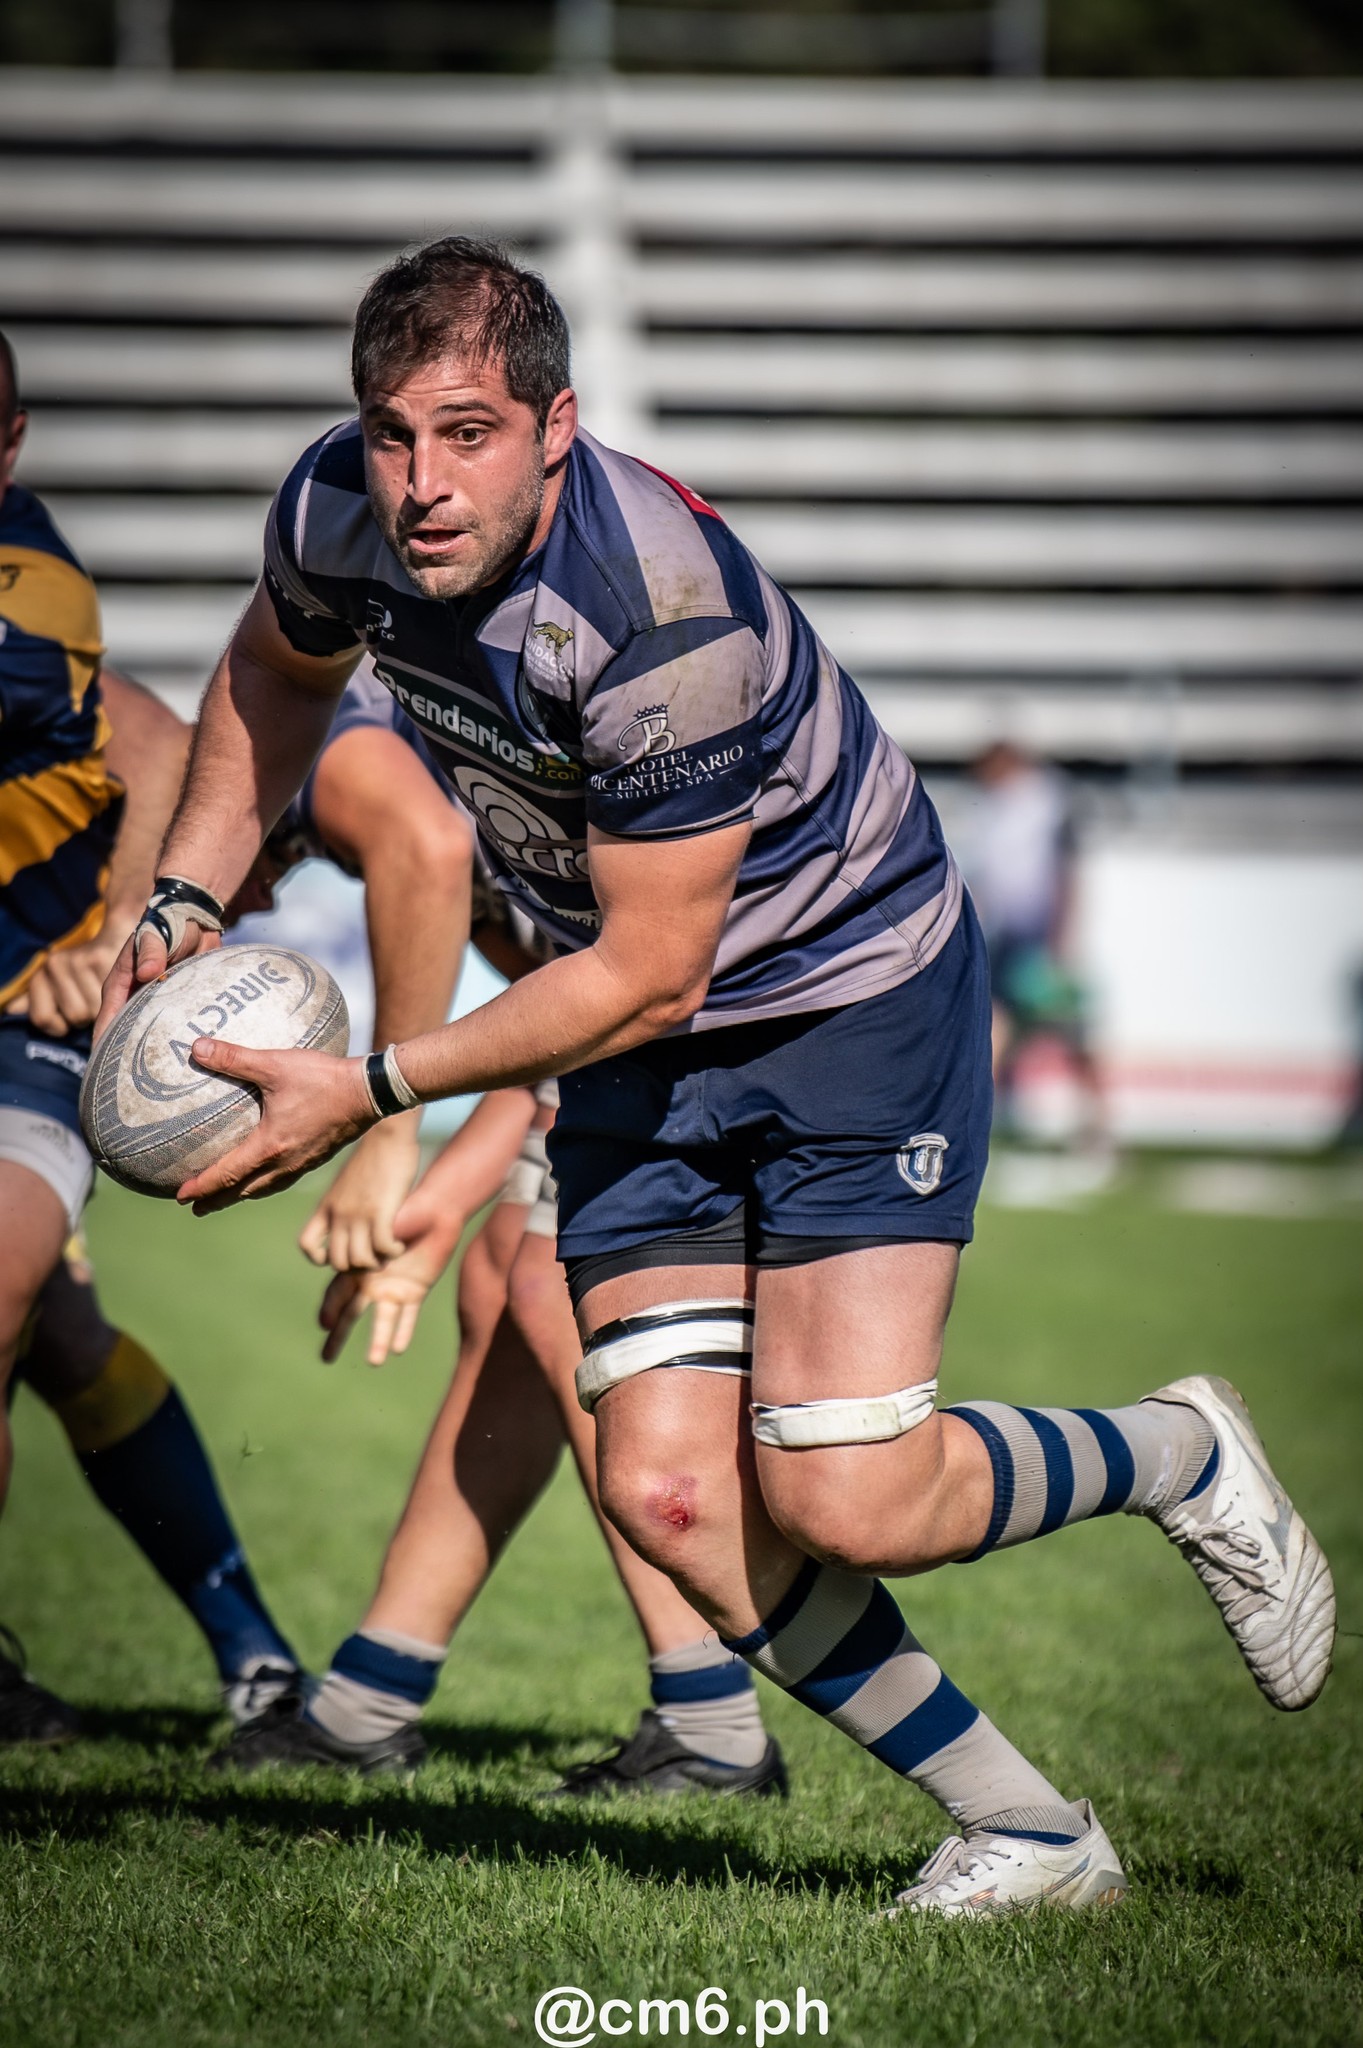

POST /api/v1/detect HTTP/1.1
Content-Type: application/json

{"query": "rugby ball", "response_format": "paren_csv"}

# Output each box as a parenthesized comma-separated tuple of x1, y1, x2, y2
(79, 945, 350, 1196)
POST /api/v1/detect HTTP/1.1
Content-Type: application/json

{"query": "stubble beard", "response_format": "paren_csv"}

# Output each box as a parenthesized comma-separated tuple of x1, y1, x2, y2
(382, 462, 546, 602)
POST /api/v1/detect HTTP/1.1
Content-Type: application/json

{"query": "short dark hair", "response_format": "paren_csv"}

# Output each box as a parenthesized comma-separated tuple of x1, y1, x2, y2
(351, 237, 571, 428)
(0, 330, 19, 426)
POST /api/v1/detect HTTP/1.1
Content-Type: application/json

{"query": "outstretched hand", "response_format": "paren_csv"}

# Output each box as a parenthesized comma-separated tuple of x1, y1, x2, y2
(315, 1175, 465, 1365)
(175, 1038, 376, 1212)
(298, 1117, 421, 1271)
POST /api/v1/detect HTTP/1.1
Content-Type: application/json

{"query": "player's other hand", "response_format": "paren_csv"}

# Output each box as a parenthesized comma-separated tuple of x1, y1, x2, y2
(298, 1115, 421, 1271)
(315, 1170, 467, 1364)
(13, 922, 130, 1037)
(317, 1202, 457, 1362)
(176, 1041, 376, 1212)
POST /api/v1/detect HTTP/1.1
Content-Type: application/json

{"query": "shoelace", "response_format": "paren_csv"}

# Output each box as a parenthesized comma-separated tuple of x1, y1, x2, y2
(1165, 1515, 1277, 1625)
(557, 1732, 638, 1785)
(899, 1832, 1011, 1899)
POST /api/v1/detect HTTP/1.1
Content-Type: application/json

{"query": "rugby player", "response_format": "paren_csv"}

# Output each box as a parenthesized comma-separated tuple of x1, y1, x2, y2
(215, 669, 785, 1793)
(102, 242, 1336, 1914)
(0, 332, 300, 1737)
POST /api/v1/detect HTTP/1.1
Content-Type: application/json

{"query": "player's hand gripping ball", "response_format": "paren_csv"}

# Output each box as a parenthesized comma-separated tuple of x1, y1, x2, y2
(79, 947, 350, 1196)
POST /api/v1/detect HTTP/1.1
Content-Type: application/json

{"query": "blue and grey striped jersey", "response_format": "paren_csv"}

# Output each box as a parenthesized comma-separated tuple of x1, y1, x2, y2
(264, 423, 961, 1029)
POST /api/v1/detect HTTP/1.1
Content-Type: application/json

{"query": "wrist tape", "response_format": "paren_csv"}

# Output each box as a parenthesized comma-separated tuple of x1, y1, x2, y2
(136, 875, 225, 962)
(363, 1045, 421, 1120)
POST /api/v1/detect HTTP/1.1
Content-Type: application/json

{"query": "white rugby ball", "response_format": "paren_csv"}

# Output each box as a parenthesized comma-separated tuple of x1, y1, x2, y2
(79, 945, 350, 1196)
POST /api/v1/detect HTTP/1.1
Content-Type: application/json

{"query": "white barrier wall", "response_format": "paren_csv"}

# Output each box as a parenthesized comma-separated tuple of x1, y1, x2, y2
(1077, 845, 1363, 1148)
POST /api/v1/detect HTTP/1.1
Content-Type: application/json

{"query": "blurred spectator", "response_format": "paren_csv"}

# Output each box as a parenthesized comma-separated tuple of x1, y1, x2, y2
(965, 741, 1107, 1151)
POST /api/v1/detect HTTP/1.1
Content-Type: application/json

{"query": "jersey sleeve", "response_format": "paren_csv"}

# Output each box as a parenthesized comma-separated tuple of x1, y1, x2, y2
(580, 615, 764, 839)
(262, 447, 364, 659)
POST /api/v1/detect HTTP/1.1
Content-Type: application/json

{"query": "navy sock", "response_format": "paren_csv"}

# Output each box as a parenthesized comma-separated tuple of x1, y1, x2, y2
(79, 1385, 296, 1683)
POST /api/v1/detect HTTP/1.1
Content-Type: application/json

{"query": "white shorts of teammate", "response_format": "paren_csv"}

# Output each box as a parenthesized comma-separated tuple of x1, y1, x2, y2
(496, 1079, 559, 1238)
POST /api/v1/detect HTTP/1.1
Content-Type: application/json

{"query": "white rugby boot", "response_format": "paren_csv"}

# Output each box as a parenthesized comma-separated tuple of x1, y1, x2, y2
(1142, 1375, 1335, 1712)
(885, 1801, 1127, 1919)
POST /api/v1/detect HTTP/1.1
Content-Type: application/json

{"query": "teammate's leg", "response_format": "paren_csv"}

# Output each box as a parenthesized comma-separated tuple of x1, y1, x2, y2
(507, 1228, 780, 1792)
(0, 1156, 83, 1742)
(215, 1201, 567, 1770)
(20, 1251, 300, 1723)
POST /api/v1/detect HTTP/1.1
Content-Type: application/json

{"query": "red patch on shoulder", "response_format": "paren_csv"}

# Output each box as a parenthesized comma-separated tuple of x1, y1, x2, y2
(635, 460, 722, 521)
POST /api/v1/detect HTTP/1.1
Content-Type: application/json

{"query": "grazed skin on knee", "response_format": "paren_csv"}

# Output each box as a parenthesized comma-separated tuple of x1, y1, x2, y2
(649, 1478, 697, 1531)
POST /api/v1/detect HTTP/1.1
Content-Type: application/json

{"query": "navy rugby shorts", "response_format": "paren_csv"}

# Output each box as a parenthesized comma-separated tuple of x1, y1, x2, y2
(550, 897, 993, 1293)
(0, 1019, 94, 1229)
(0, 1017, 88, 1129)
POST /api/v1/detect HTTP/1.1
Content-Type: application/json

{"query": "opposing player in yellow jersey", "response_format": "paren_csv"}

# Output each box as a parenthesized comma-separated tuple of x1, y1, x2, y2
(0, 332, 304, 1737)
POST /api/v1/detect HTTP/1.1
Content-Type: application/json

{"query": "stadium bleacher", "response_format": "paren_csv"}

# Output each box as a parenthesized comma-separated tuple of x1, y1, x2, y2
(3, 69, 1362, 773)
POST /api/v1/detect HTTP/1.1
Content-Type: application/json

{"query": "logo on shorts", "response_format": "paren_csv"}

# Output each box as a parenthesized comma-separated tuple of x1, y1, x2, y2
(25, 1041, 88, 1078)
(897, 1132, 948, 1196)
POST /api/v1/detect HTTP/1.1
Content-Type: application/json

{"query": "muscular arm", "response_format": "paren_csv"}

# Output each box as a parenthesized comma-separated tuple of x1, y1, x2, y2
(298, 726, 475, 1269)
(163, 581, 359, 902)
(95, 580, 358, 1030)
(179, 817, 751, 1208)
(395, 818, 752, 1100)
(100, 668, 191, 923)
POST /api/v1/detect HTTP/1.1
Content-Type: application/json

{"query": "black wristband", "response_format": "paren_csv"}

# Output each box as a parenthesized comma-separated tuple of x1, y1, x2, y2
(150, 874, 226, 920)
(365, 1050, 406, 1119)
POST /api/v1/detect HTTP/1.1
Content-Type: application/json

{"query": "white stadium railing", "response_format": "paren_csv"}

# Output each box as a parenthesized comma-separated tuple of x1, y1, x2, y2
(3, 70, 1362, 766)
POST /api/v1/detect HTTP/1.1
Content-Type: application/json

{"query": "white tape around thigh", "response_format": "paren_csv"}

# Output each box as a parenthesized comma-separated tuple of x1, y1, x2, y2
(575, 1300, 753, 1413)
(750, 1378, 938, 1449)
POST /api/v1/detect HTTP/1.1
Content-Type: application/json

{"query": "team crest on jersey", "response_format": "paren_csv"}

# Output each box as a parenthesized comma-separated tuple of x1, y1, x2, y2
(617, 704, 677, 757)
(365, 597, 396, 642)
(524, 621, 574, 690)
(897, 1132, 948, 1196)
(0, 564, 21, 592)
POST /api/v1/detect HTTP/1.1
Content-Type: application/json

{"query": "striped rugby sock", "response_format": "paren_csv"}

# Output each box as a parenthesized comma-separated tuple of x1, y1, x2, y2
(305, 1628, 445, 1748)
(723, 1561, 1084, 1843)
(947, 1396, 1219, 1556)
(649, 1638, 769, 1769)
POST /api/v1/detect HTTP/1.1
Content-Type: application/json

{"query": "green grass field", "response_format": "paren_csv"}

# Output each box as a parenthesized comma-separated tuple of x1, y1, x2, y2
(1, 1171, 1359, 2048)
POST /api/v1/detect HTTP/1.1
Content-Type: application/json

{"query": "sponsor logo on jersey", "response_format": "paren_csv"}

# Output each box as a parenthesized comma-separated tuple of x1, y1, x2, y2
(0, 564, 21, 593)
(374, 664, 580, 790)
(617, 704, 677, 757)
(591, 740, 747, 801)
(523, 620, 574, 690)
(452, 769, 590, 884)
(365, 597, 396, 642)
(897, 1132, 948, 1196)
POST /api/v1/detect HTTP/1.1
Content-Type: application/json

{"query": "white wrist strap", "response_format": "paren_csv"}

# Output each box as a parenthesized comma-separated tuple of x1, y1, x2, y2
(382, 1044, 421, 1111)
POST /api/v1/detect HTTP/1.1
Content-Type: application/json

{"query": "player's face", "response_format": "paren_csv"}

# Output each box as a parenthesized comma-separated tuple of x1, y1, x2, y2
(360, 355, 577, 600)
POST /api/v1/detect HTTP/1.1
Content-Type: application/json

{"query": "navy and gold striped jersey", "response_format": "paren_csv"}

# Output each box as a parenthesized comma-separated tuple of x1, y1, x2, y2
(0, 484, 123, 1008)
